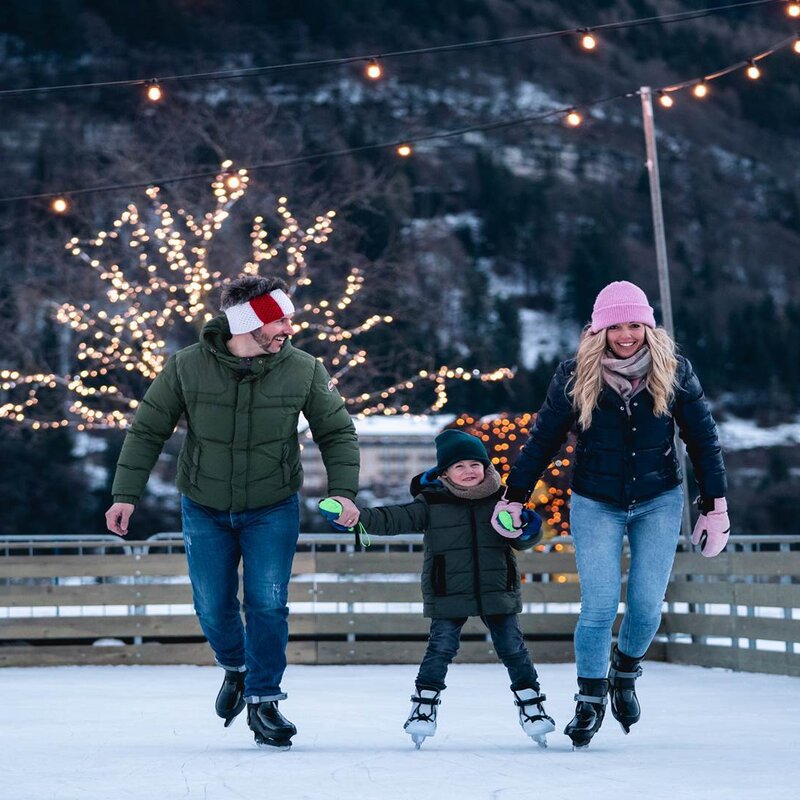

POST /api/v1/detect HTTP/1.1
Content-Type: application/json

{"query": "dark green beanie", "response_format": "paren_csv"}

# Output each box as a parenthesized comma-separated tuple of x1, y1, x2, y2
(435, 429, 490, 473)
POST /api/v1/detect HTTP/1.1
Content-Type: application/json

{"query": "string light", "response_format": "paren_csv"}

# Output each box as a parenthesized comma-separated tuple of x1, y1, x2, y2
(580, 29, 598, 50)
(657, 90, 674, 108)
(145, 80, 163, 102)
(746, 60, 762, 79)
(51, 196, 69, 214)
(786, 1, 800, 17)
(5, 31, 798, 210)
(565, 109, 583, 127)
(0, 2, 780, 101)
(365, 59, 383, 80)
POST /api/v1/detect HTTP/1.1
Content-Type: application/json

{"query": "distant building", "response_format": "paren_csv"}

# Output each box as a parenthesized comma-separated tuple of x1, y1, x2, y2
(300, 414, 456, 500)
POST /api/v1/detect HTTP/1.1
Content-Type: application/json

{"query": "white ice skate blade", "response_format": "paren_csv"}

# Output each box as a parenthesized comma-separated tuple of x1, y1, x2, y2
(530, 735, 548, 749)
(410, 733, 427, 749)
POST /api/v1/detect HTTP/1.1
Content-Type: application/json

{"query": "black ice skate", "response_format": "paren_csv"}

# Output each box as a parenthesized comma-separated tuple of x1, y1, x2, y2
(247, 701, 297, 749)
(608, 645, 643, 734)
(403, 687, 441, 749)
(564, 678, 609, 750)
(513, 687, 556, 749)
(215, 669, 246, 727)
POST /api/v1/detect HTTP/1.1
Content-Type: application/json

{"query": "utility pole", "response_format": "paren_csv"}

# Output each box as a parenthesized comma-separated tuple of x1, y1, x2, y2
(640, 86, 693, 538)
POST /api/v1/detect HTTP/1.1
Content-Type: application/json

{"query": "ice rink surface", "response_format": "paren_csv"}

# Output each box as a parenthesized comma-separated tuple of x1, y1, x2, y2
(3, 661, 798, 800)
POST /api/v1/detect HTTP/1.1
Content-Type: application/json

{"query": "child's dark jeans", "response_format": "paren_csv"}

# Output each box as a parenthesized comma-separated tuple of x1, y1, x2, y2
(415, 613, 539, 691)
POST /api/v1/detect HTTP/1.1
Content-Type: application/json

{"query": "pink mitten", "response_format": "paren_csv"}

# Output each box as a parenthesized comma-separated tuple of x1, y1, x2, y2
(691, 497, 730, 558)
(491, 500, 524, 538)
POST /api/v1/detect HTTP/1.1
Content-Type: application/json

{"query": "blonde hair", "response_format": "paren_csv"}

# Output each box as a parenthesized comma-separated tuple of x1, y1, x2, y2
(569, 326, 679, 431)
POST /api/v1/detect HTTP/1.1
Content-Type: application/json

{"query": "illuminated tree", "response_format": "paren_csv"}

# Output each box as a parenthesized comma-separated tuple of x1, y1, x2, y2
(1, 163, 513, 430)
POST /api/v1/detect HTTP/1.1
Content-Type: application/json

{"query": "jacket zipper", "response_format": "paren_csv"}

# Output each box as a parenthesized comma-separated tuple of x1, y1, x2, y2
(469, 505, 483, 616)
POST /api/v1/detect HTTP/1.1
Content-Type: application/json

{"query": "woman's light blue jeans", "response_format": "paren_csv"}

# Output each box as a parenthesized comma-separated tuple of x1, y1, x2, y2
(569, 485, 683, 677)
(181, 493, 300, 702)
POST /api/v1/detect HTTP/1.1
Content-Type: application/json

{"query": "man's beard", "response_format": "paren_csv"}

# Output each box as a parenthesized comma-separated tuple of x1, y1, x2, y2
(251, 329, 288, 353)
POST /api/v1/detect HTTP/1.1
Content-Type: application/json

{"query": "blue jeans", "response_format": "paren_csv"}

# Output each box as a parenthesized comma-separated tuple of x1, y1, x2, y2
(570, 485, 683, 678)
(416, 614, 539, 692)
(181, 494, 300, 702)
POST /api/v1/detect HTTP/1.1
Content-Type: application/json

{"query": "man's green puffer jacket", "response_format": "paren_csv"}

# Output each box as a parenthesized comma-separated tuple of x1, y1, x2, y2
(112, 316, 359, 512)
(358, 471, 522, 618)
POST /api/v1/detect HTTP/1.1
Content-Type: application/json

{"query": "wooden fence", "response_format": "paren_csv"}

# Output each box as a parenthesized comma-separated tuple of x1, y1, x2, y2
(1, 534, 798, 675)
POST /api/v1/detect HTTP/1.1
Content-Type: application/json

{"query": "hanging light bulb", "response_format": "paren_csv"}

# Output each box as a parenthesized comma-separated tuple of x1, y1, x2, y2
(580, 29, 597, 50)
(658, 90, 674, 108)
(565, 109, 583, 127)
(365, 59, 383, 80)
(396, 144, 413, 157)
(746, 61, 761, 80)
(787, 2, 800, 18)
(693, 81, 709, 99)
(794, 35, 800, 54)
(51, 196, 69, 214)
(225, 174, 242, 190)
(146, 80, 163, 102)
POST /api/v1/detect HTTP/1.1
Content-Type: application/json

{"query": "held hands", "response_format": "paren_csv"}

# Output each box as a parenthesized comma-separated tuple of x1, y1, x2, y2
(691, 497, 730, 558)
(319, 496, 360, 530)
(491, 500, 525, 538)
(105, 502, 135, 536)
(330, 496, 359, 529)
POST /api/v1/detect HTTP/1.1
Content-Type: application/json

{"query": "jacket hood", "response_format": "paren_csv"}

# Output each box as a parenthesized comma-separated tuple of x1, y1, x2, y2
(200, 314, 293, 373)
(410, 468, 443, 496)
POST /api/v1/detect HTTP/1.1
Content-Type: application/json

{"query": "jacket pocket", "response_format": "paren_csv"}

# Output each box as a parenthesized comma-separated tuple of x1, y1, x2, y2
(281, 442, 291, 483)
(190, 442, 201, 487)
(432, 554, 447, 596)
(505, 550, 517, 591)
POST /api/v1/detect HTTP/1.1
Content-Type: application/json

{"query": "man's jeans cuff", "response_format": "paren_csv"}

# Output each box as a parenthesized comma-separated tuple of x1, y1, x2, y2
(216, 659, 246, 672)
(245, 692, 287, 703)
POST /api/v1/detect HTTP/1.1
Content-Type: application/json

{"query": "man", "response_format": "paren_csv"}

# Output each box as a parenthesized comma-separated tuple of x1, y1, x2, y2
(105, 275, 359, 748)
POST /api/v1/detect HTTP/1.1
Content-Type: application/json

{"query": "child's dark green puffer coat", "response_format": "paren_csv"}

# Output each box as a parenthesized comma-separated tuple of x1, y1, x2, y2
(358, 471, 522, 619)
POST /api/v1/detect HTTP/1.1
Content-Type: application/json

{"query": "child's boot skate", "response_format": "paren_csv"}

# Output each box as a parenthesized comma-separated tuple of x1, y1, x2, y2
(513, 686, 556, 749)
(404, 686, 441, 749)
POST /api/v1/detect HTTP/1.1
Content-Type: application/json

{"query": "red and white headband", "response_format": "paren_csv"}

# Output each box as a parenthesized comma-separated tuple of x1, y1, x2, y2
(224, 289, 295, 334)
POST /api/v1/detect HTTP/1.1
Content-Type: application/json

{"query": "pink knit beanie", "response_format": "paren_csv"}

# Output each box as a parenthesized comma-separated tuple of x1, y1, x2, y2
(590, 281, 656, 333)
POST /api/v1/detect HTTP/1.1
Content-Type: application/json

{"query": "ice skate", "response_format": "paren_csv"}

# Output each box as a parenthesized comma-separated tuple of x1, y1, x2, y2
(215, 669, 246, 727)
(564, 678, 608, 750)
(403, 687, 441, 749)
(513, 687, 556, 749)
(247, 701, 297, 750)
(608, 646, 643, 734)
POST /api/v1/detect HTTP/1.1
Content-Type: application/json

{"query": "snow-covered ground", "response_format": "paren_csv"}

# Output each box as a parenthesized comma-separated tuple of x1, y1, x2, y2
(717, 415, 800, 450)
(3, 662, 798, 800)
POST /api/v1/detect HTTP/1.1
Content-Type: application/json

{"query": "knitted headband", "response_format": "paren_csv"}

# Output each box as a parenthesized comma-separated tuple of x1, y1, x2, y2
(224, 289, 295, 334)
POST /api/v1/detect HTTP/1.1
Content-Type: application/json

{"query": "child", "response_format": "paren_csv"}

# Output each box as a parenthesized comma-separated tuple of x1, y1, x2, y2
(328, 429, 555, 748)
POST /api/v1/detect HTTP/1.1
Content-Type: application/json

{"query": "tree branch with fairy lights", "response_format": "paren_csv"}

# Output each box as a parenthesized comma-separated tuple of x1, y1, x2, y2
(1, 163, 514, 430)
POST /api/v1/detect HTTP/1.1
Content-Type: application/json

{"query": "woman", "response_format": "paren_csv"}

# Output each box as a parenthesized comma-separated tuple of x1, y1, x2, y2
(492, 280, 729, 749)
